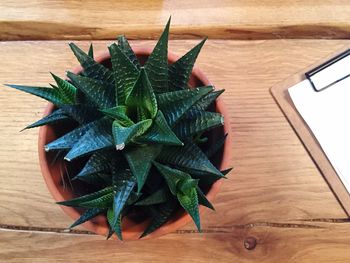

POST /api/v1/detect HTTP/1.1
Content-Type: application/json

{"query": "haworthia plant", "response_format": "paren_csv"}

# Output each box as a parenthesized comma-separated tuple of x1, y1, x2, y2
(5, 18, 231, 240)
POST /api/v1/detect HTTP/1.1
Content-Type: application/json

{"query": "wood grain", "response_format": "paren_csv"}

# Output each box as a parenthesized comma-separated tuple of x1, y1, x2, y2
(1, 40, 350, 261)
(0, 39, 349, 228)
(1, 0, 350, 40)
(1, 221, 350, 262)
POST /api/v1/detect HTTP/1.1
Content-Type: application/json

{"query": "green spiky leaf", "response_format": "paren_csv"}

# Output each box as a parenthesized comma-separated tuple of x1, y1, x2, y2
(135, 187, 169, 206)
(107, 207, 122, 240)
(125, 68, 158, 120)
(174, 111, 224, 138)
(168, 38, 206, 91)
(140, 200, 177, 238)
(117, 35, 140, 69)
(64, 118, 113, 161)
(205, 133, 228, 158)
(61, 105, 102, 124)
(137, 110, 183, 146)
(73, 152, 111, 180)
(109, 43, 139, 105)
(77, 173, 112, 187)
(88, 44, 94, 58)
(177, 187, 200, 231)
(70, 208, 105, 229)
(153, 162, 190, 195)
(100, 106, 134, 127)
(50, 73, 76, 104)
(45, 119, 104, 152)
(112, 119, 152, 150)
(157, 86, 213, 126)
(78, 192, 114, 208)
(57, 186, 114, 207)
(196, 186, 214, 210)
(178, 178, 199, 193)
(69, 43, 113, 83)
(158, 140, 223, 178)
(125, 144, 162, 192)
(23, 109, 69, 130)
(4, 84, 67, 106)
(67, 72, 115, 109)
(144, 18, 170, 93)
(196, 89, 224, 110)
(110, 180, 135, 240)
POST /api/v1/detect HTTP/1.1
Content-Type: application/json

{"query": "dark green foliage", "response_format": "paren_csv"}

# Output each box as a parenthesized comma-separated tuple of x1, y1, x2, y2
(57, 186, 115, 207)
(196, 186, 214, 210)
(88, 44, 94, 58)
(117, 35, 140, 69)
(144, 18, 170, 93)
(140, 199, 177, 238)
(4, 84, 69, 106)
(158, 140, 224, 178)
(67, 72, 115, 109)
(186, 89, 225, 118)
(45, 119, 104, 151)
(157, 86, 213, 126)
(7, 19, 231, 239)
(168, 38, 207, 91)
(153, 162, 201, 230)
(135, 187, 169, 206)
(109, 43, 139, 105)
(23, 109, 70, 130)
(74, 152, 111, 180)
(70, 208, 104, 229)
(137, 111, 183, 146)
(125, 144, 162, 192)
(205, 133, 228, 158)
(107, 207, 123, 240)
(100, 106, 134, 127)
(174, 111, 224, 138)
(69, 43, 114, 84)
(50, 73, 76, 104)
(125, 68, 158, 120)
(61, 105, 102, 124)
(112, 119, 152, 149)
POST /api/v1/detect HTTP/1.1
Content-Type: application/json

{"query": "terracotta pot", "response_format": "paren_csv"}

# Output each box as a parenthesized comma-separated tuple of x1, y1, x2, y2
(38, 47, 232, 240)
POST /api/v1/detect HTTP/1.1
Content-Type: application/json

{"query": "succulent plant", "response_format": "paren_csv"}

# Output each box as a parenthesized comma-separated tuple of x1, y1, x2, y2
(5, 19, 230, 240)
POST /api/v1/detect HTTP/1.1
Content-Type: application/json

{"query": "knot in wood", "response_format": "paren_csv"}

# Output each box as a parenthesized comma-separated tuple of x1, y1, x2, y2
(244, 236, 257, 250)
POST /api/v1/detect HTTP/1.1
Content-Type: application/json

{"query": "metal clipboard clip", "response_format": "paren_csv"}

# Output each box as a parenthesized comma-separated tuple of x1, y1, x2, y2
(305, 48, 350, 92)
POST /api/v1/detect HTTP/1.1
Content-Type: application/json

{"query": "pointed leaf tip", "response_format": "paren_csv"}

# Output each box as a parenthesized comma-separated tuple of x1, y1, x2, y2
(168, 37, 207, 91)
(137, 110, 183, 146)
(144, 19, 170, 93)
(177, 188, 201, 231)
(4, 84, 66, 106)
(109, 42, 139, 105)
(112, 119, 152, 149)
(125, 69, 158, 120)
(125, 145, 162, 192)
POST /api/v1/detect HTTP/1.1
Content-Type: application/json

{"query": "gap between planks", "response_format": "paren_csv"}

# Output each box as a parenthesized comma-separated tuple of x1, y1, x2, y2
(1, 218, 349, 236)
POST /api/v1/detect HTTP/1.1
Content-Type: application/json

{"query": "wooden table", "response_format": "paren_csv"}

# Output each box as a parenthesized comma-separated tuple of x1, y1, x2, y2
(1, 1, 350, 263)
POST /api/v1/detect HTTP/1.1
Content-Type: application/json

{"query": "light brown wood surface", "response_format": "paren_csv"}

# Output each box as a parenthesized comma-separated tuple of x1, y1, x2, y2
(1, 39, 350, 262)
(2, 0, 350, 40)
(1, 222, 350, 263)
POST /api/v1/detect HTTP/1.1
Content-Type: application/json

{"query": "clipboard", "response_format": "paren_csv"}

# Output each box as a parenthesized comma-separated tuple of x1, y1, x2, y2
(271, 47, 350, 216)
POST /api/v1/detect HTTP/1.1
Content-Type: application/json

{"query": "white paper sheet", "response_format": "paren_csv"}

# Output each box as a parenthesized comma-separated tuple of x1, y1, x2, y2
(289, 72, 350, 193)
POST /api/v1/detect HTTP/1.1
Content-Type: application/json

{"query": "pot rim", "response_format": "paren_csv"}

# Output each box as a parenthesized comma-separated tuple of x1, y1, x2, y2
(38, 46, 232, 240)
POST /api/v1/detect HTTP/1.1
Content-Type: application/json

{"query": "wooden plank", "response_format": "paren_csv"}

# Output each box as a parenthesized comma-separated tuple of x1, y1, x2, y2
(0, 40, 349, 233)
(1, 0, 350, 40)
(1, 222, 350, 262)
